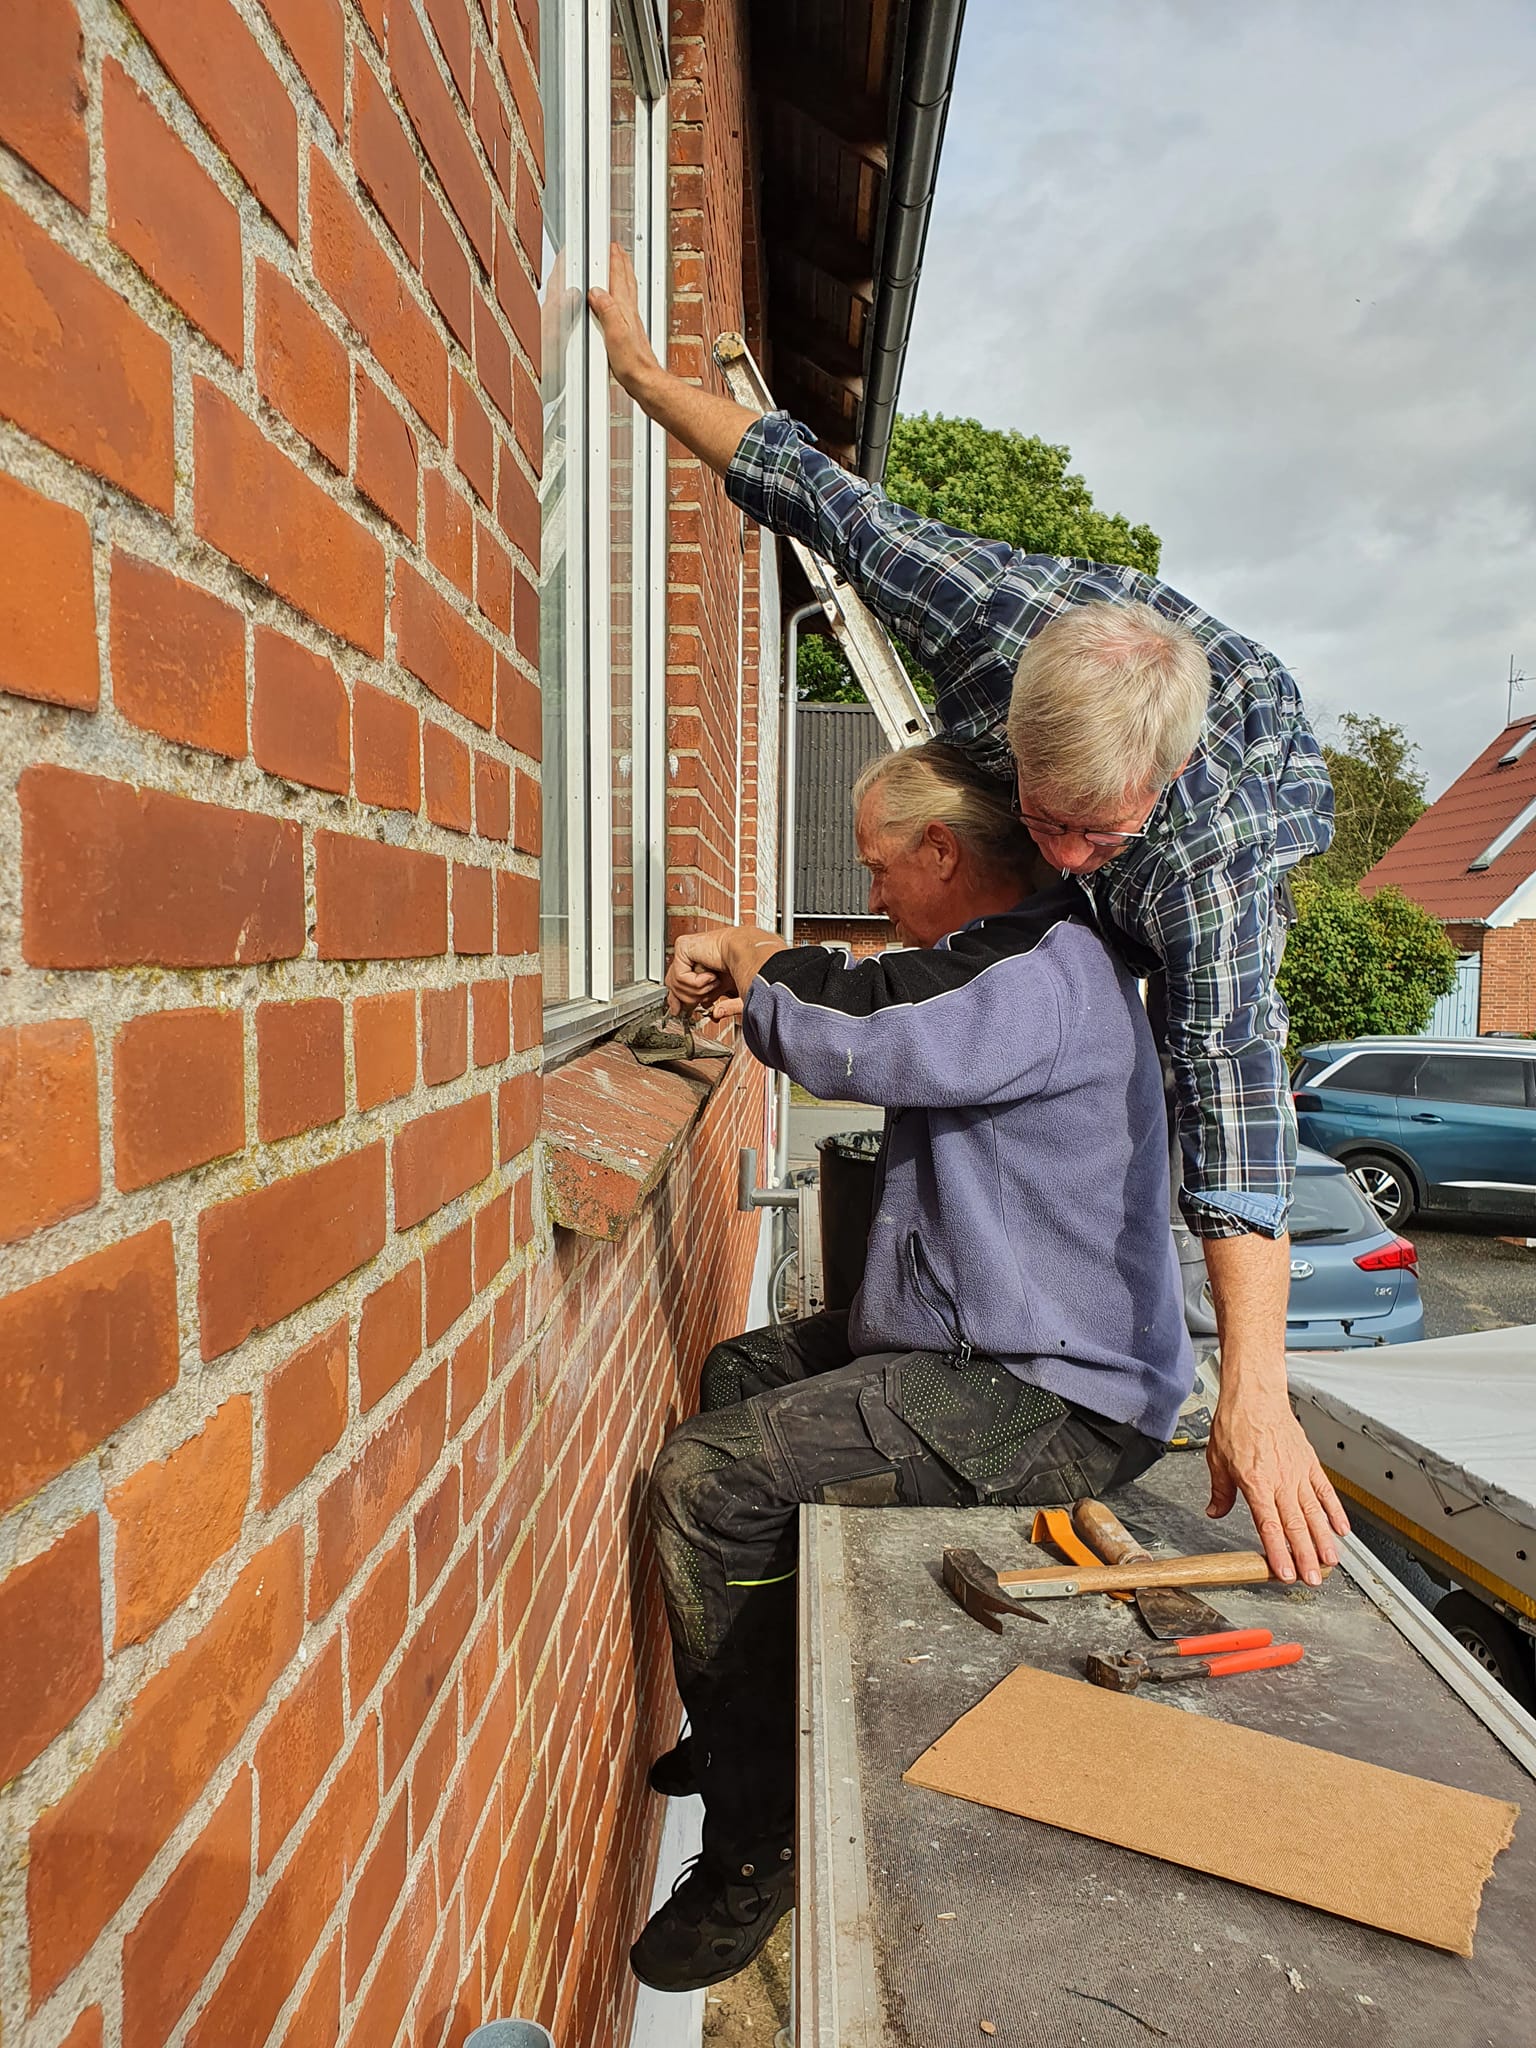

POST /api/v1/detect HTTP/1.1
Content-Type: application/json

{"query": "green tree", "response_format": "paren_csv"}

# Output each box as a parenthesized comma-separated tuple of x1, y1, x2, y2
(1314, 713, 1428, 887)
(798, 412, 1162, 702)
(1279, 874, 1457, 1053)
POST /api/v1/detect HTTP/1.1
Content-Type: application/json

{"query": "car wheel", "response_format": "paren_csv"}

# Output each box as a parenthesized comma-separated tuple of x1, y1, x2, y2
(1434, 1591, 1536, 1710)
(1344, 1151, 1415, 1230)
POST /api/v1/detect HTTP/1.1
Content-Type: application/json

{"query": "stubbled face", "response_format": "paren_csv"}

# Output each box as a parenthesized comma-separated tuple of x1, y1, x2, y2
(1014, 778, 1163, 877)
(854, 794, 956, 947)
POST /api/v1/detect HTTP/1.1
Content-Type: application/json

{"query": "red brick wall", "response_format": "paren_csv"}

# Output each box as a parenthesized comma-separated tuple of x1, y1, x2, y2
(0, 3, 767, 2045)
(797, 917, 895, 958)
(1480, 920, 1536, 1034)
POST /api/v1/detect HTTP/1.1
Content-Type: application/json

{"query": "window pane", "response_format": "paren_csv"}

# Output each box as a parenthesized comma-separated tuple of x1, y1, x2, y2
(1332, 1053, 1421, 1097)
(1417, 1054, 1529, 1108)
(609, 24, 641, 989)
(1290, 1171, 1374, 1242)
(538, 0, 584, 1001)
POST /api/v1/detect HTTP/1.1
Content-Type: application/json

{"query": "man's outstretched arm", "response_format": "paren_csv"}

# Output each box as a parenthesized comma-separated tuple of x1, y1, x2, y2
(590, 243, 756, 473)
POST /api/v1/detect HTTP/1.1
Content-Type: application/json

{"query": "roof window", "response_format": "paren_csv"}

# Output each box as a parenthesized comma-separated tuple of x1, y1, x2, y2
(1468, 792, 1536, 871)
(1497, 725, 1536, 766)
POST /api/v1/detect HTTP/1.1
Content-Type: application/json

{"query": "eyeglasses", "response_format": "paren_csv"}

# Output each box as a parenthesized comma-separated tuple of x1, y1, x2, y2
(1014, 808, 1149, 852)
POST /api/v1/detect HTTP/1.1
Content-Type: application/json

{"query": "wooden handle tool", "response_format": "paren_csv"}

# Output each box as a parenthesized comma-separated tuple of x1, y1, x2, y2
(1072, 1498, 1154, 1567)
(995, 1551, 1274, 1595)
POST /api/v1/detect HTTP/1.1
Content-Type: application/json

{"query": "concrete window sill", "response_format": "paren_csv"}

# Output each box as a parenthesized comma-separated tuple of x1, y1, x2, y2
(538, 1039, 732, 1240)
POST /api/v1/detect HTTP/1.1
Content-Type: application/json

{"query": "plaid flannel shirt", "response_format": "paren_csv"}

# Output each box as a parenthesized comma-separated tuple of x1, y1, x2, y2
(726, 413, 1335, 1240)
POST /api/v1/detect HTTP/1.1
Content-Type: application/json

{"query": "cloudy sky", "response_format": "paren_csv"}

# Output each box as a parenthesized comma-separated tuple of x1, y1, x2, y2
(900, 0, 1536, 794)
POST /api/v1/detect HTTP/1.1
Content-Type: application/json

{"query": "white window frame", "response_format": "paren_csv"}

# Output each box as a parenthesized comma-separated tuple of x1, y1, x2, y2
(539, 0, 669, 1052)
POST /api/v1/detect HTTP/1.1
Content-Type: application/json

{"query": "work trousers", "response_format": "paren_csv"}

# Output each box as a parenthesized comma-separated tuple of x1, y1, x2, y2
(649, 1311, 1162, 1874)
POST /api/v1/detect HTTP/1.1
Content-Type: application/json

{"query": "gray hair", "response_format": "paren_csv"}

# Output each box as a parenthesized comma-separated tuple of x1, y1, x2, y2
(1006, 600, 1210, 813)
(853, 741, 1042, 882)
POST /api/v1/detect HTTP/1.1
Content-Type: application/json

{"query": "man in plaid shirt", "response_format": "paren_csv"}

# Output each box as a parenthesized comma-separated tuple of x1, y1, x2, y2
(592, 251, 1348, 1590)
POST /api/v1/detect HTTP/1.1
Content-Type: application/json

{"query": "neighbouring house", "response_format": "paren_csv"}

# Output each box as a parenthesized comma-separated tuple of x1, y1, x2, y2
(792, 698, 894, 955)
(1362, 714, 1536, 1036)
(0, 6, 959, 2047)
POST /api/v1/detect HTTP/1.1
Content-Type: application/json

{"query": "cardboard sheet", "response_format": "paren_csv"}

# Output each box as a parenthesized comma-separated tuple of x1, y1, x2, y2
(903, 1662, 1519, 1955)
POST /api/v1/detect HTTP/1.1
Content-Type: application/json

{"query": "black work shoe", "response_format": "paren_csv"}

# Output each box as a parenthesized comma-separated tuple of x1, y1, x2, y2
(647, 1735, 701, 1798)
(629, 1850, 794, 1991)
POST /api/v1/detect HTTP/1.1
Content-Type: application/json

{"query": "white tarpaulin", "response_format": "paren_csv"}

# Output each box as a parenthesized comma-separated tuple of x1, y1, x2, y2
(1288, 1325, 1536, 1536)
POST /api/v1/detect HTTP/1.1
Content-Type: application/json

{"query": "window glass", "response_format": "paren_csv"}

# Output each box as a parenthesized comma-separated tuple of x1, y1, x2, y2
(1329, 1052, 1421, 1097)
(1416, 1054, 1530, 1108)
(609, 22, 639, 989)
(1290, 1172, 1375, 1243)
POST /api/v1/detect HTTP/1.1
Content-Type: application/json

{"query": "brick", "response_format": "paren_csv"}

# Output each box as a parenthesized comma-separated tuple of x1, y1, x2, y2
(104, 60, 243, 362)
(315, 832, 447, 959)
(427, 469, 475, 598)
(474, 288, 514, 427)
(383, 1548, 476, 1784)
(350, 1849, 436, 2048)
(472, 1183, 509, 1285)
(474, 49, 511, 200)
(346, 1534, 408, 1707)
(424, 1216, 472, 1340)
(497, 0, 542, 167)
(353, 680, 421, 812)
(262, 1318, 348, 1508)
(195, 379, 385, 655)
(281, 1938, 341, 2048)
(311, 1366, 446, 1616)
(422, 983, 469, 1086)
(121, 0, 298, 236)
(410, 1685, 458, 1855)
(28, 1529, 302, 2005)
(183, 1717, 377, 2048)
(253, 626, 349, 794)
(114, 1006, 244, 1191)
(453, 862, 495, 954)
(59, 2013, 103, 2048)
(390, 0, 493, 269)
(358, 1260, 422, 1409)
(355, 365, 419, 538)
(426, 721, 473, 833)
(121, 1770, 252, 2048)
(110, 1397, 252, 1646)
(0, 188, 173, 510)
(475, 750, 511, 841)
(256, 1634, 343, 1868)
(493, 215, 539, 372)
(472, 978, 510, 1068)
(497, 450, 538, 565)
(512, 565, 538, 665)
(495, 653, 541, 756)
(0, 470, 97, 709)
(513, 1169, 533, 1246)
(427, 0, 473, 104)
(355, 990, 417, 1110)
(495, 868, 538, 955)
(450, 1311, 491, 1428)
(256, 261, 349, 470)
(423, 187, 473, 353)
(513, 768, 542, 855)
(393, 1093, 493, 1230)
(452, 372, 494, 507)
(396, 561, 494, 727)
(111, 551, 246, 758)
(260, 0, 345, 134)
(0, 1020, 98, 1245)
(476, 519, 512, 631)
(351, 48, 421, 263)
(22, 766, 304, 969)
(498, 1071, 540, 1163)
(0, 0, 89, 207)
(257, 997, 346, 1141)
(198, 1145, 387, 1360)
(0, 1226, 177, 1515)
(514, 154, 540, 265)
(512, 354, 539, 469)
(346, 1790, 406, 1994)
(511, 976, 537, 1053)
(414, 1463, 460, 1595)
(311, 149, 448, 438)
(0, 1515, 102, 1784)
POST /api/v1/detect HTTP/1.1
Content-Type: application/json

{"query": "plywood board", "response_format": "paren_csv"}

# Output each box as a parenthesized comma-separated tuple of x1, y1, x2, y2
(903, 1661, 1518, 1955)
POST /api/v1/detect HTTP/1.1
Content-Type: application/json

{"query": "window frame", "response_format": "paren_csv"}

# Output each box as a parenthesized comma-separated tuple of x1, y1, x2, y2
(539, 0, 670, 1056)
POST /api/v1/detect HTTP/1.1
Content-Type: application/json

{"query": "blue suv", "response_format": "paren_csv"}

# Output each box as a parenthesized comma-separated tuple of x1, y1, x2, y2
(1292, 1037, 1536, 1231)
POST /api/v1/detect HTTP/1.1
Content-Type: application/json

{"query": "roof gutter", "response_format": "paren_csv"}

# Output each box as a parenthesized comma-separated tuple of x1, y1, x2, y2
(857, 0, 967, 481)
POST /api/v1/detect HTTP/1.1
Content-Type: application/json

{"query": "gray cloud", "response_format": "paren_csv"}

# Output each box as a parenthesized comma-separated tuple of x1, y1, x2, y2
(901, 0, 1536, 786)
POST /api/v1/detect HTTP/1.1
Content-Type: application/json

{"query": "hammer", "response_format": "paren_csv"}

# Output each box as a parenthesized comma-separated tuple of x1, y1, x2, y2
(941, 1545, 1274, 1632)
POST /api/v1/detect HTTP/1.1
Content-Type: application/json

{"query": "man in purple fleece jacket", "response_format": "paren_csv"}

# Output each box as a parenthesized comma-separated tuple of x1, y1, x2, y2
(628, 743, 1194, 1994)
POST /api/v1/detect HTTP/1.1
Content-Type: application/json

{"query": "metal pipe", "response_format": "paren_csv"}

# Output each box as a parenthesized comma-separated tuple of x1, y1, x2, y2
(858, 0, 968, 481)
(775, 602, 822, 1183)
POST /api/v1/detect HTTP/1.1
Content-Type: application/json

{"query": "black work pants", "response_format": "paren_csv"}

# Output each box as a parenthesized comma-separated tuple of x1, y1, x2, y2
(649, 1311, 1162, 1874)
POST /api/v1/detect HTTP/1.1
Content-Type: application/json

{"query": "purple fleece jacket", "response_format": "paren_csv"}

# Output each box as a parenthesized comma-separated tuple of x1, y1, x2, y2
(742, 883, 1194, 1440)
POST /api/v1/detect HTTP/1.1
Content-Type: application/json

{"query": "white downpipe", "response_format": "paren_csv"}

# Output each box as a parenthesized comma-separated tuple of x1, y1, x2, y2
(774, 603, 821, 1184)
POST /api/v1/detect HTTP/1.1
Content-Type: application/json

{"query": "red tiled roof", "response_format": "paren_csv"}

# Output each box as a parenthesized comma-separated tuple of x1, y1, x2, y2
(1362, 716, 1536, 920)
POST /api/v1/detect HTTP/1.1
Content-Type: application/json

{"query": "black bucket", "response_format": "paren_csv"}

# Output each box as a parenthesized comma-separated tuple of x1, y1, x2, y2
(815, 1129, 883, 1312)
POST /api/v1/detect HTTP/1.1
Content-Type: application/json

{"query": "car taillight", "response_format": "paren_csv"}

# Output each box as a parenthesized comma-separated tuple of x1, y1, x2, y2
(1355, 1236, 1418, 1274)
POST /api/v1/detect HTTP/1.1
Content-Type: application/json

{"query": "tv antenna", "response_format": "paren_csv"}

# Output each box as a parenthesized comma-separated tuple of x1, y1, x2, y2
(1508, 656, 1530, 726)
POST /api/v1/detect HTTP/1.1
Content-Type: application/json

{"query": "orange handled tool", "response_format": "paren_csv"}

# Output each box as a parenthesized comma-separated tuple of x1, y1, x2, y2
(1203, 1641, 1304, 1678)
(1085, 1641, 1303, 1692)
(1146, 1629, 1272, 1658)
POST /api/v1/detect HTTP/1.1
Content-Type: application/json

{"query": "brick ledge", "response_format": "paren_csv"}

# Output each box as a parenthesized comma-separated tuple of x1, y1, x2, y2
(538, 1039, 732, 1239)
